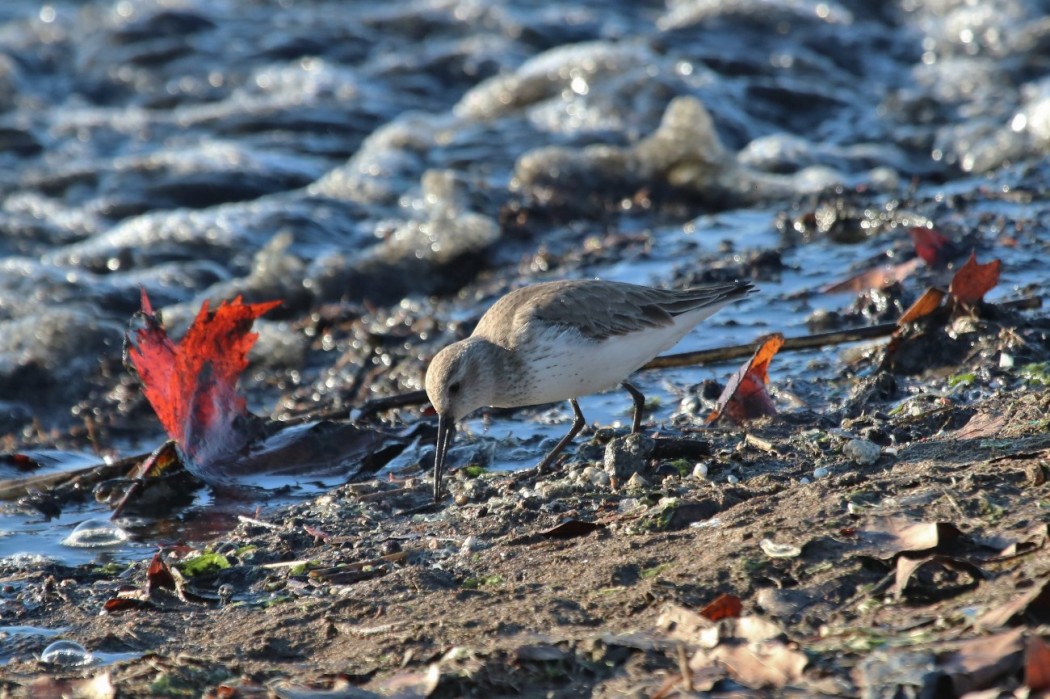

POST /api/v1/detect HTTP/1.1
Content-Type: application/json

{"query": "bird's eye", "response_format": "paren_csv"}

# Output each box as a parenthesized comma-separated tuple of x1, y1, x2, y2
(449, 381, 461, 395)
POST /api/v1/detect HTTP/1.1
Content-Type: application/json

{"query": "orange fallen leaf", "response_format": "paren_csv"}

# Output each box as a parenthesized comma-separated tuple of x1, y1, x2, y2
(897, 288, 946, 325)
(708, 334, 783, 425)
(948, 252, 1002, 305)
(126, 290, 281, 468)
(700, 593, 743, 622)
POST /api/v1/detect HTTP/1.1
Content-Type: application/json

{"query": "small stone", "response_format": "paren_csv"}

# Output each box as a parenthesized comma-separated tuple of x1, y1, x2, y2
(625, 472, 650, 492)
(604, 433, 656, 481)
(999, 352, 1014, 369)
(692, 462, 709, 479)
(454, 493, 469, 506)
(843, 439, 881, 465)
(813, 466, 830, 479)
(589, 469, 611, 488)
(726, 474, 739, 484)
(460, 536, 483, 554)
(799, 477, 811, 484)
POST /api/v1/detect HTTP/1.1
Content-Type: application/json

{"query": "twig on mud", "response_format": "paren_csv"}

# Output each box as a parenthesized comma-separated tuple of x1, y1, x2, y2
(641, 323, 899, 370)
(939, 488, 967, 519)
(355, 390, 428, 422)
(0, 451, 148, 502)
(677, 642, 693, 692)
(237, 515, 282, 530)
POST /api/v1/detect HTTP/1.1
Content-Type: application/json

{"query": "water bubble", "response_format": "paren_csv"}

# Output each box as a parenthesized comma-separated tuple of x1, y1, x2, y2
(40, 639, 94, 667)
(62, 519, 129, 548)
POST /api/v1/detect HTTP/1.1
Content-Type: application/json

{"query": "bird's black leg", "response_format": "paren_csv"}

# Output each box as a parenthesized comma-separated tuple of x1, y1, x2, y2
(535, 398, 587, 473)
(621, 381, 645, 434)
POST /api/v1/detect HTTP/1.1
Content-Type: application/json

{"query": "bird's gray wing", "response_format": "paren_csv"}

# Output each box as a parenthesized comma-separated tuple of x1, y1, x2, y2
(479, 280, 752, 344)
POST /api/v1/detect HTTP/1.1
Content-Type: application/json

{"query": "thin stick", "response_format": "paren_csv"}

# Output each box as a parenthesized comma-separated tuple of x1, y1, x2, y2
(641, 323, 900, 370)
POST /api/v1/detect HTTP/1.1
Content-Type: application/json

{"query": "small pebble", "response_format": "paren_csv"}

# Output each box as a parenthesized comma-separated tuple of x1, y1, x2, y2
(625, 472, 650, 491)
(999, 352, 1014, 369)
(843, 439, 880, 465)
(799, 477, 811, 485)
(726, 474, 740, 484)
(813, 466, 830, 479)
(692, 462, 709, 479)
(459, 536, 483, 554)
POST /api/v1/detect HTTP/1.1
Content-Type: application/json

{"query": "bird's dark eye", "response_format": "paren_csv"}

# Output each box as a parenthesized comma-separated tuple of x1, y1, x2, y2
(449, 381, 461, 395)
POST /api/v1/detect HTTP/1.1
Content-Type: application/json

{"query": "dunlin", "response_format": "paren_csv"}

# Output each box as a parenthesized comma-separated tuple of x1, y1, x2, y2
(425, 279, 755, 500)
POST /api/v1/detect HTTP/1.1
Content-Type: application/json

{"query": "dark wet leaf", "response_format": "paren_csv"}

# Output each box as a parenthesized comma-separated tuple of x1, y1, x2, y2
(897, 288, 945, 325)
(700, 593, 742, 622)
(540, 519, 604, 539)
(893, 554, 983, 600)
(940, 628, 1024, 696)
(126, 290, 281, 469)
(707, 333, 783, 425)
(514, 643, 570, 662)
(948, 252, 1001, 305)
(146, 552, 176, 594)
(978, 578, 1050, 629)
(1026, 634, 1050, 692)
(0, 453, 41, 472)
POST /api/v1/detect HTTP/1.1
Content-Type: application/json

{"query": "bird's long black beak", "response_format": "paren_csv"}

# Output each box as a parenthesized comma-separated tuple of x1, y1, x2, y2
(433, 413, 456, 502)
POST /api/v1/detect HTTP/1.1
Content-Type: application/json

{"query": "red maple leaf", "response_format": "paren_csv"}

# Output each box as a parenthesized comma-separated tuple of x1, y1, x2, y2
(948, 252, 1002, 305)
(126, 291, 281, 467)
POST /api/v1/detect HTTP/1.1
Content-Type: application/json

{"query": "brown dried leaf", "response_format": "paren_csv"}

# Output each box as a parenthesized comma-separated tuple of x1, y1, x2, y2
(897, 288, 945, 325)
(855, 517, 965, 559)
(894, 554, 983, 600)
(700, 593, 742, 622)
(1026, 634, 1050, 692)
(822, 258, 922, 294)
(703, 640, 807, 689)
(954, 412, 1008, 441)
(707, 334, 783, 425)
(941, 628, 1024, 696)
(978, 578, 1050, 630)
(948, 252, 1002, 304)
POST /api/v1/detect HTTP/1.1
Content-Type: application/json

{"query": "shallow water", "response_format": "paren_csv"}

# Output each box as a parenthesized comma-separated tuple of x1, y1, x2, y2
(0, 0, 1047, 564)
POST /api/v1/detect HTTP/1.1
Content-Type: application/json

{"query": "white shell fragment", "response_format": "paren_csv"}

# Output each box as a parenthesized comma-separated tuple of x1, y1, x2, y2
(760, 538, 802, 558)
